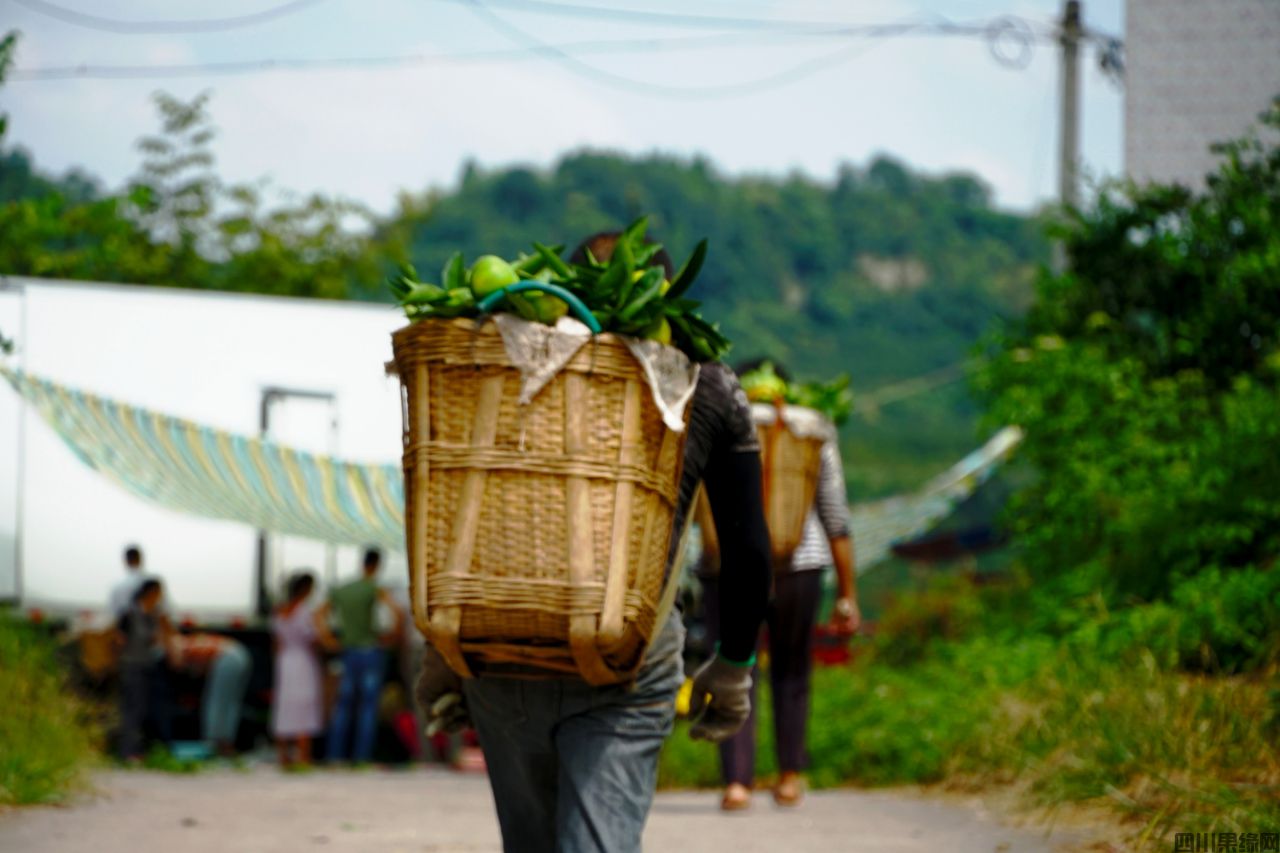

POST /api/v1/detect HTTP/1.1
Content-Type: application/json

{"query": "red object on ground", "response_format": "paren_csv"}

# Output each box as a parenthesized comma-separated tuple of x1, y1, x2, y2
(27, 609, 44, 624)
(428, 731, 449, 761)
(392, 711, 421, 759)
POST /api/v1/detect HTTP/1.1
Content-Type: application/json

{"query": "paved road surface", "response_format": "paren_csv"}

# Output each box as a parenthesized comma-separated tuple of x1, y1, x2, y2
(0, 767, 1091, 852)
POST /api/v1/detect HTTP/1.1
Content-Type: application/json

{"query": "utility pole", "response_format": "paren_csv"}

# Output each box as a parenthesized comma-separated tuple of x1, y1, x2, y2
(1054, 0, 1083, 271)
(1058, 0, 1083, 208)
(253, 385, 337, 619)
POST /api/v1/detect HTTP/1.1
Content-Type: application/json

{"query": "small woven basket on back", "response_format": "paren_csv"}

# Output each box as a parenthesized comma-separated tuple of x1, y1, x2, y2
(757, 404, 826, 571)
(691, 405, 826, 575)
(392, 316, 687, 685)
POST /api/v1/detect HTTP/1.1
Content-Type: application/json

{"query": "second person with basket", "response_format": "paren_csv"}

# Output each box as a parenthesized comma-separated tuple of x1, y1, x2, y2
(704, 358, 862, 811)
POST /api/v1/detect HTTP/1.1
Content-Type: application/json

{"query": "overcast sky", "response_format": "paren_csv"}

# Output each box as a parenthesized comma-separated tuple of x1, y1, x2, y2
(2, 0, 1125, 214)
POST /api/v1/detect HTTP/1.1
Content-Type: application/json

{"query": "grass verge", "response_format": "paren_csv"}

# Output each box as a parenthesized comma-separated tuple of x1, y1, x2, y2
(659, 580, 1280, 846)
(0, 612, 100, 805)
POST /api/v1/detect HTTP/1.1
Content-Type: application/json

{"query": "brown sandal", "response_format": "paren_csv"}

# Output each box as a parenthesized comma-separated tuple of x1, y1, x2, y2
(773, 774, 803, 807)
(720, 783, 752, 811)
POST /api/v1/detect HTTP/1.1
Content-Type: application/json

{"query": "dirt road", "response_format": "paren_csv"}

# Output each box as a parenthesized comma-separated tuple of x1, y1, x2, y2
(0, 767, 1091, 852)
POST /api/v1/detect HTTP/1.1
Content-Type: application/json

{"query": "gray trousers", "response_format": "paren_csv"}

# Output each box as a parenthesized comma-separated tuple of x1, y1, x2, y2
(202, 642, 251, 745)
(464, 615, 685, 853)
(118, 660, 172, 759)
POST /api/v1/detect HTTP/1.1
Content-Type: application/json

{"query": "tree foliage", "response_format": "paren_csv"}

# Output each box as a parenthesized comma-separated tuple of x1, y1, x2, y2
(0, 47, 402, 300)
(978, 98, 1280, 601)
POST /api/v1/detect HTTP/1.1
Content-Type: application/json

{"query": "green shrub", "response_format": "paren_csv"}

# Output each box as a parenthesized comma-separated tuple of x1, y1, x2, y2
(868, 573, 986, 667)
(0, 613, 100, 804)
(976, 101, 1280, 603)
(659, 583, 1280, 843)
(1063, 566, 1280, 673)
(660, 633, 1053, 789)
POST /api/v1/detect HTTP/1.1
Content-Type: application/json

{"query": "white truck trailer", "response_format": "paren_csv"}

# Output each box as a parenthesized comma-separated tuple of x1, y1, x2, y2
(0, 276, 408, 623)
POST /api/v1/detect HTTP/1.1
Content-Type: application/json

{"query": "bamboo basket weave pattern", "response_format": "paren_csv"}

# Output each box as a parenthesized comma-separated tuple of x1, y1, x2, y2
(393, 318, 687, 685)
(759, 410, 825, 569)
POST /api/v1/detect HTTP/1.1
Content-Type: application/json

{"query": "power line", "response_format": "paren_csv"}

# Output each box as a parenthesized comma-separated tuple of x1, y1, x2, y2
(6, 9, 1095, 97)
(7, 30, 865, 81)
(854, 360, 975, 414)
(439, 0, 1121, 46)
(431, 0, 913, 33)
(9, 0, 332, 34)
(455, 1, 1050, 99)
(461, 0, 900, 99)
(6, 15, 1046, 87)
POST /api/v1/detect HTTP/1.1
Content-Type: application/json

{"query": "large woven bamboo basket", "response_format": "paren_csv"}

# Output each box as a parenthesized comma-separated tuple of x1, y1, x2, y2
(392, 317, 688, 685)
(757, 405, 825, 570)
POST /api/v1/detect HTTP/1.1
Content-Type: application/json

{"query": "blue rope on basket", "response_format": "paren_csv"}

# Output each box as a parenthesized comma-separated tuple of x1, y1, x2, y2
(476, 282, 602, 335)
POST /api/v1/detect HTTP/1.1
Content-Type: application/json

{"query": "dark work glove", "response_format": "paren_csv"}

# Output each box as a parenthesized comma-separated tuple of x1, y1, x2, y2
(687, 654, 753, 742)
(415, 644, 470, 736)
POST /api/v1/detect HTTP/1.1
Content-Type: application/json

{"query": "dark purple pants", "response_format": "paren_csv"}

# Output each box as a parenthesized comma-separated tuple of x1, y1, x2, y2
(701, 570, 823, 785)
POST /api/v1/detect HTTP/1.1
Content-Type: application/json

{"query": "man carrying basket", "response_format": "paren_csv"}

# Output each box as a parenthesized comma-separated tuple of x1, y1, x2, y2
(411, 233, 773, 853)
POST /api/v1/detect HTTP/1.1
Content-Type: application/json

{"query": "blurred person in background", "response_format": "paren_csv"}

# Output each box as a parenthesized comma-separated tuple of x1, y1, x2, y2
(171, 630, 251, 757)
(702, 358, 861, 810)
(272, 572, 324, 768)
(108, 544, 149, 619)
(115, 578, 174, 761)
(314, 548, 405, 764)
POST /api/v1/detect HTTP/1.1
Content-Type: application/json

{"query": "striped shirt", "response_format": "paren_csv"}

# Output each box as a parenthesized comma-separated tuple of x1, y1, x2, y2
(789, 439, 852, 572)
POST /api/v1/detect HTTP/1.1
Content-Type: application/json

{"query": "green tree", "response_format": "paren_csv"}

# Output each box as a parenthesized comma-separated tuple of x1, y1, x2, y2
(977, 98, 1280, 601)
(0, 59, 402, 299)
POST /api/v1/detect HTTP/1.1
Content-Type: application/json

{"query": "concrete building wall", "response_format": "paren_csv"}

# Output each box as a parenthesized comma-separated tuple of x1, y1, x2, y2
(1125, 0, 1280, 187)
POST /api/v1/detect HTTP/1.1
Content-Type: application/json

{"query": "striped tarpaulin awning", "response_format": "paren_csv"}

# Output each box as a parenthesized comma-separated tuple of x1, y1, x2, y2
(847, 426, 1023, 570)
(2, 366, 1021, 569)
(2, 366, 405, 550)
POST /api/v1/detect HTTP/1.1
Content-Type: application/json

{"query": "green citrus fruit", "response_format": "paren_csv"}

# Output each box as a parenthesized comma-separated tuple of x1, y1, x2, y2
(469, 255, 518, 298)
(508, 291, 569, 326)
(532, 293, 569, 324)
(646, 317, 673, 346)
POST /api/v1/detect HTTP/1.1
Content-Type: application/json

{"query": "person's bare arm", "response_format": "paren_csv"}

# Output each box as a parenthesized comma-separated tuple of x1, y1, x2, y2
(158, 615, 181, 667)
(829, 535, 861, 635)
(312, 602, 341, 652)
(377, 589, 406, 646)
(812, 440, 860, 634)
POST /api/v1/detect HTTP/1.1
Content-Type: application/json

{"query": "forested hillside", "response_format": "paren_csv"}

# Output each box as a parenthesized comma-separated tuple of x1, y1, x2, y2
(393, 153, 1049, 495)
(1, 85, 1049, 497)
